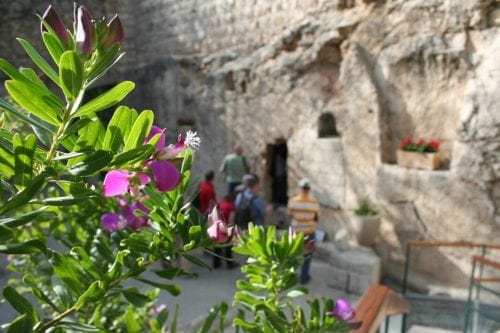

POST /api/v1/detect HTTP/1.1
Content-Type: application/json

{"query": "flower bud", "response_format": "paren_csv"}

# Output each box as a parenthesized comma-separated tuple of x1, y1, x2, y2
(41, 5, 70, 45)
(101, 15, 125, 49)
(75, 6, 93, 57)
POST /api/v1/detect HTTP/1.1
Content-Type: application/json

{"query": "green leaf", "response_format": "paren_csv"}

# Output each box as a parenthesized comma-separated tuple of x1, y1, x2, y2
(286, 288, 308, 298)
(0, 139, 15, 179)
(13, 134, 36, 187)
(0, 174, 46, 215)
(124, 308, 141, 333)
(86, 44, 121, 83)
(17, 38, 59, 85)
(153, 268, 182, 280)
(109, 145, 154, 168)
(123, 110, 154, 151)
(74, 118, 106, 151)
(64, 150, 113, 176)
(0, 97, 54, 133)
(3, 286, 40, 321)
(74, 81, 135, 117)
(7, 314, 34, 333)
(0, 206, 48, 228)
(5, 80, 61, 126)
(199, 302, 228, 333)
(75, 281, 103, 310)
(51, 252, 86, 295)
(102, 106, 138, 151)
(19, 68, 46, 86)
(59, 51, 83, 100)
(0, 224, 13, 242)
(31, 194, 98, 206)
(42, 32, 64, 65)
(134, 277, 181, 296)
(23, 275, 61, 313)
(55, 321, 99, 332)
(0, 58, 26, 81)
(0, 239, 47, 255)
(182, 253, 213, 271)
(122, 288, 151, 307)
(29, 114, 54, 147)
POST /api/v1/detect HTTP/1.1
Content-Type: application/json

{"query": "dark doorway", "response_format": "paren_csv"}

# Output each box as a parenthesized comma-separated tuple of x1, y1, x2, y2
(267, 140, 288, 206)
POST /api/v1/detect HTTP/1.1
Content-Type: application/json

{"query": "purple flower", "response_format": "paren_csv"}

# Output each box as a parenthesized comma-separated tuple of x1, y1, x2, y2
(41, 5, 70, 45)
(103, 170, 150, 197)
(146, 160, 181, 192)
(101, 200, 149, 233)
(101, 14, 125, 49)
(120, 201, 149, 231)
(101, 212, 127, 232)
(157, 131, 200, 160)
(75, 6, 93, 56)
(207, 206, 239, 244)
(145, 125, 166, 151)
(327, 299, 356, 321)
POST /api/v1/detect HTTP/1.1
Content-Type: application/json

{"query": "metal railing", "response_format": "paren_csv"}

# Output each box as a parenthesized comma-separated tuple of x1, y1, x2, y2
(401, 241, 500, 333)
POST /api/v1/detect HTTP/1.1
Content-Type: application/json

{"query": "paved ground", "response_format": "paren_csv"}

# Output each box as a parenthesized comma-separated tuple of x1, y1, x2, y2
(0, 250, 362, 332)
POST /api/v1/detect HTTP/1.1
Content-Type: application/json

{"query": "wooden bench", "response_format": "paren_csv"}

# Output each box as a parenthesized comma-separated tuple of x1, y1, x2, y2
(351, 284, 410, 333)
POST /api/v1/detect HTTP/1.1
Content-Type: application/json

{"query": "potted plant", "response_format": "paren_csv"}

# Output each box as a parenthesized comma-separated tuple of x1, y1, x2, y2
(350, 199, 381, 246)
(397, 138, 441, 170)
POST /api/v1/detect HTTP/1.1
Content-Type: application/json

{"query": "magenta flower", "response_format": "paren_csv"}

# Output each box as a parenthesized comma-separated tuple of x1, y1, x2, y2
(327, 298, 356, 321)
(41, 5, 70, 45)
(75, 6, 93, 56)
(101, 14, 125, 49)
(103, 170, 150, 197)
(207, 206, 239, 244)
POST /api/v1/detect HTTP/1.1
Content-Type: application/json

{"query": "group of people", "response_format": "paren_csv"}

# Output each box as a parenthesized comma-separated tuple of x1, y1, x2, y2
(196, 144, 320, 284)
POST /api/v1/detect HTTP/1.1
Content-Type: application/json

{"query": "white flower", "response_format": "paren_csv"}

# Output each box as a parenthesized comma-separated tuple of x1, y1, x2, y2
(184, 131, 201, 150)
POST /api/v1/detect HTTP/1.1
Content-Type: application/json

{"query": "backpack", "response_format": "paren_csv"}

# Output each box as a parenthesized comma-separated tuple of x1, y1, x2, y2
(235, 195, 255, 230)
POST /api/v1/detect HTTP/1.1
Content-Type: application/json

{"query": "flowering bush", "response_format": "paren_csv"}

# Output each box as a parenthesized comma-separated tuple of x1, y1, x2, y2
(0, 4, 359, 332)
(399, 138, 440, 153)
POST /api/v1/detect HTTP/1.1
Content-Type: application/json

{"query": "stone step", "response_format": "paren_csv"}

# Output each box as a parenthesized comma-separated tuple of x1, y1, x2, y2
(407, 325, 461, 333)
(314, 241, 381, 294)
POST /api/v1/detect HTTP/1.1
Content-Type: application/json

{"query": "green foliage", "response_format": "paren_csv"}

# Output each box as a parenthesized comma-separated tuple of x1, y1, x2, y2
(354, 199, 378, 217)
(231, 225, 350, 332)
(0, 4, 356, 333)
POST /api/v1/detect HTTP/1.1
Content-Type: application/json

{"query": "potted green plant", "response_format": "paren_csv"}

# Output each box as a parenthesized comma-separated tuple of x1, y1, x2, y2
(350, 199, 381, 246)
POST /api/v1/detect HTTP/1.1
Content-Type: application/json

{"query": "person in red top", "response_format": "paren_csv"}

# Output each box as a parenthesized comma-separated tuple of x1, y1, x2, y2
(213, 192, 238, 269)
(198, 170, 216, 216)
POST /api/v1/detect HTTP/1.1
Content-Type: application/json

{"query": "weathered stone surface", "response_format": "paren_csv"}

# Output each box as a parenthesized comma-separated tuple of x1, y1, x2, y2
(324, 247, 381, 294)
(1, 0, 499, 284)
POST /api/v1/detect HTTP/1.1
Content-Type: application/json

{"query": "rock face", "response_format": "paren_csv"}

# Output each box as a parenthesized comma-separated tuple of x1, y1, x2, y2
(1, 0, 499, 284)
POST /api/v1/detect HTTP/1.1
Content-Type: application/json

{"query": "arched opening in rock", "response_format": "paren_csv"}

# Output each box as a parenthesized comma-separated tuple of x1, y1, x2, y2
(318, 112, 339, 138)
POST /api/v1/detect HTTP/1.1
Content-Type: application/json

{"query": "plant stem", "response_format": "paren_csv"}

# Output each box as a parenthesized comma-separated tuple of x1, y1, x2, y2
(45, 89, 85, 164)
(36, 306, 76, 332)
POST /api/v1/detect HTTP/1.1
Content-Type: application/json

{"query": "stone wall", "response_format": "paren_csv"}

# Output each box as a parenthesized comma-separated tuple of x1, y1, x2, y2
(1, 0, 500, 284)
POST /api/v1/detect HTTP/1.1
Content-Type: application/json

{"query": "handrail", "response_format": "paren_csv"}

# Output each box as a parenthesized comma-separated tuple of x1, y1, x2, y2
(401, 240, 500, 332)
(352, 284, 409, 333)
(406, 240, 500, 250)
(472, 255, 500, 270)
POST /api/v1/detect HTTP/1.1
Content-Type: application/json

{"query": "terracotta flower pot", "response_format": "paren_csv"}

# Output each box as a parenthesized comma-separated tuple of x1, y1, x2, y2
(397, 150, 440, 170)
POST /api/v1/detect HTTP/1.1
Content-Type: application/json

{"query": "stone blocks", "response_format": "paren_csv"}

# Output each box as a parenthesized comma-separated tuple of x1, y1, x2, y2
(316, 242, 381, 294)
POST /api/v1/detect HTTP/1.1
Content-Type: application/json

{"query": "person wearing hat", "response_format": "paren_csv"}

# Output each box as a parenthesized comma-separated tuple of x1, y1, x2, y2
(287, 178, 320, 284)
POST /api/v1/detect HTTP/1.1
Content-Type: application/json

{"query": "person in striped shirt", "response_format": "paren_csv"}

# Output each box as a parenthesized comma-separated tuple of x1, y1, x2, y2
(288, 178, 320, 284)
